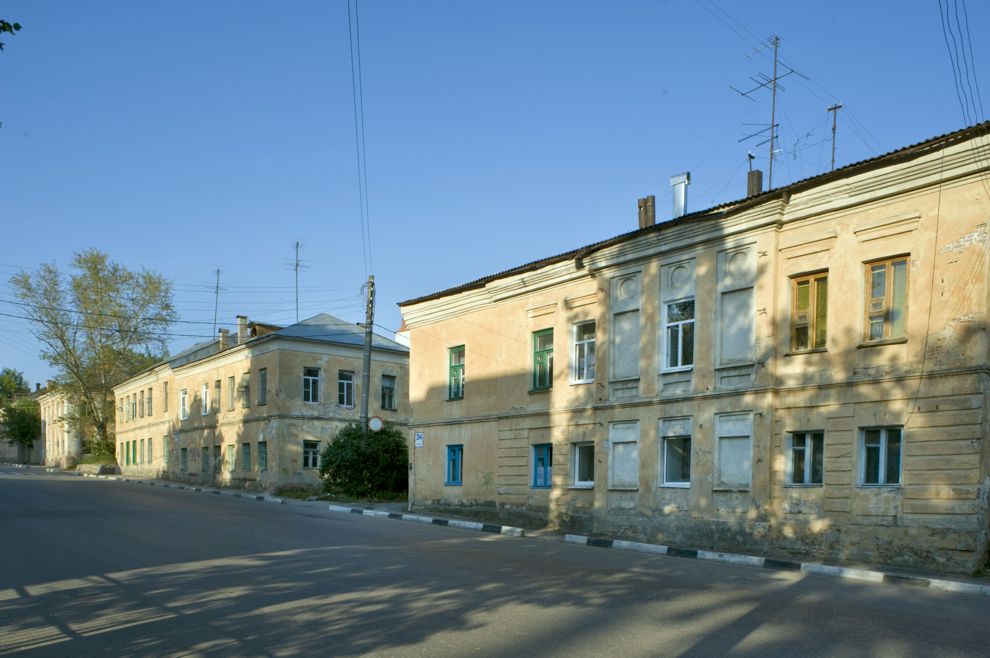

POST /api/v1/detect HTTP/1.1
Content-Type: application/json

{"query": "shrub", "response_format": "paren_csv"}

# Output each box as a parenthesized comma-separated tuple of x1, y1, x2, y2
(319, 422, 408, 498)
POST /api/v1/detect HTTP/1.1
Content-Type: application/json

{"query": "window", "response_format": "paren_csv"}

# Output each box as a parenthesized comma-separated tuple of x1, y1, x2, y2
(303, 367, 320, 403)
(448, 346, 465, 399)
(179, 389, 188, 420)
(258, 440, 267, 471)
(445, 444, 463, 485)
(227, 376, 235, 411)
(381, 374, 396, 410)
(865, 257, 908, 341)
(180, 447, 188, 473)
(163, 382, 169, 413)
(118, 397, 124, 418)
(608, 421, 639, 489)
(162, 436, 169, 466)
(791, 273, 828, 351)
(303, 440, 320, 469)
(663, 299, 695, 370)
(140, 438, 145, 464)
(660, 417, 692, 487)
(788, 431, 824, 485)
(338, 370, 354, 407)
(214, 380, 221, 411)
(125, 441, 131, 466)
(860, 427, 902, 485)
(130, 395, 137, 420)
(202, 446, 210, 474)
(241, 372, 250, 408)
(258, 368, 267, 405)
(716, 413, 752, 489)
(241, 442, 252, 470)
(532, 329, 554, 390)
(532, 444, 552, 488)
(201, 383, 209, 415)
(213, 445, 220, 473)
(611, 273, 641, 381)
(717, 248, 755, 366)
(139, 390, 145, 418)
(147, 437, 153, 463)
(571, 443, 595, 487)
(572, 321, 596, 383)
(226, 444, 234, 471)
(147, 388, 153, 416)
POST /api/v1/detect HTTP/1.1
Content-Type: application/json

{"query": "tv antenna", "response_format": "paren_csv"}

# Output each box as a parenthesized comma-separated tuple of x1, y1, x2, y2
(828, 103, 843, 171)
(285, 240, 312, 323)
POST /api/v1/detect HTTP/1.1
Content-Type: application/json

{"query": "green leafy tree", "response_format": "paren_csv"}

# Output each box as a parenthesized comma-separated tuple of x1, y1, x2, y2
(11, 249, 176, 459)
(1, 397, 41, 461)
(319, 422, 408, 498)
(0, 19, 21, 51)
(0, 368, 29, 402)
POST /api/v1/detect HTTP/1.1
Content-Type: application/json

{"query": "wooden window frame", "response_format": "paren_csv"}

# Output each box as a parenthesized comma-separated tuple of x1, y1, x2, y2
(864, 256, 909, 342)
(790, 272, 828, 352)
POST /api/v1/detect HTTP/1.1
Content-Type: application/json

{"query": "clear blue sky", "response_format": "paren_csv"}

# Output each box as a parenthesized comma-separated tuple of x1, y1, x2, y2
(2, 0, 986, 387)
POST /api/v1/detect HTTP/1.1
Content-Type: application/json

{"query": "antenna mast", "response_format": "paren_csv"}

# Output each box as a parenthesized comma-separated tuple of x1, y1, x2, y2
(828, 103, 843, 171)
(768, 35, 780, 188)
(212, 268, 221, 335)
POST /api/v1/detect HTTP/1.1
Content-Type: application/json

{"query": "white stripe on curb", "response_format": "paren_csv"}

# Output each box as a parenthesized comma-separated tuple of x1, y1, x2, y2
(697, 550, 765, 567)
(614, 539, 669, 555)
(564, 534, 588, 545)
(800, 563, 885, 583)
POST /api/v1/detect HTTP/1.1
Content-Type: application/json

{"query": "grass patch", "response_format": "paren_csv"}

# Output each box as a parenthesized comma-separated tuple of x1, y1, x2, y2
(274, 486, 321, 500)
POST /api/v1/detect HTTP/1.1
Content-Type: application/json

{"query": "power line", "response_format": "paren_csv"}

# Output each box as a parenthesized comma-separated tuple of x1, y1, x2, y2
(347, 0, 374, 276)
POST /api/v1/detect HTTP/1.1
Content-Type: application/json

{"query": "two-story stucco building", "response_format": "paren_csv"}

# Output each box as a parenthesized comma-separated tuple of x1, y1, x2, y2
(114, 313, 409, 491)
(400, 122, 990, 573)
(38, 387, 79, 467)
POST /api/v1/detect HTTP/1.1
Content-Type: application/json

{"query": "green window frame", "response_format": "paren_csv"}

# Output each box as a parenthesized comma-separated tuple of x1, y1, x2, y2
(448, 346, 465, 400)
(532, 329, 554, 390)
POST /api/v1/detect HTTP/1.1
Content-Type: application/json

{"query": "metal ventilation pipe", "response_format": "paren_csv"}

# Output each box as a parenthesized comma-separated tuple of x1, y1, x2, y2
(670, 172, 690, 219)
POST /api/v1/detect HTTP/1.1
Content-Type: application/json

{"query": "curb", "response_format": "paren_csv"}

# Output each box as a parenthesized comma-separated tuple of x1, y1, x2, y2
(327, 504, 525, 537)
(74, 472, 285, 505)
(562, 533, 990, 597)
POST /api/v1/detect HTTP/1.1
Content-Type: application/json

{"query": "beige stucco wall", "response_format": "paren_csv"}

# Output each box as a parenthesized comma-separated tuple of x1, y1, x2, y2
(403, 129, 990, 572)
(38, 390, 79, 467)
(115, 335, 408, 491)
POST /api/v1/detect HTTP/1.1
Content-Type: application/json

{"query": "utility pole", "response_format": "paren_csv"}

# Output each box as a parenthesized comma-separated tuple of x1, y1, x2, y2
(212, 268, 221, 335)
(768, 35, 780, 189)
(828, 103, 843, 171)
(359, 274, 375, 435)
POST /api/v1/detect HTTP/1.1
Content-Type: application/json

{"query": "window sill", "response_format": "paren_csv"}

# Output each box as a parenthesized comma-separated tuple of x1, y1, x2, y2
(660, 366, 693, 374)
(570, 379, 594, 386)
(607, 487, 639, 492)
(712, 487, 750, 493)
(446, 397, 463, 402)
(608, 377, 640, 383)
(856, 483, 901, 488)
(857, 337, 907, 348)
(444, 482, 462, 487)
(528, 387, 552, 395)
(784, 348, 827, 357)
(660, 482, 690, 489)
(531, 485, 551, 490)
(569, 484, 594, 490)
(714, 363, 755, 371)
(783, 483, 823, 488)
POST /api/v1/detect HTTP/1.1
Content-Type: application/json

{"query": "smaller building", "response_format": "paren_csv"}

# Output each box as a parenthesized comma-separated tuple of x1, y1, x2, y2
(113, 313, 409, 491)
(38, 388, 79, 467)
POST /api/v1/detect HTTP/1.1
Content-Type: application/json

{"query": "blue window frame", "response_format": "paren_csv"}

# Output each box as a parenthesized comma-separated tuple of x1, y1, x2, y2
(532, 443, 552, 488)
(446, 444, 463, 485)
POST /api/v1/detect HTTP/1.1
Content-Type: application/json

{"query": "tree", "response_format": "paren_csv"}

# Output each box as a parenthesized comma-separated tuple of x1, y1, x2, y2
(0, 19, 21, 51)
(1, 397, 41, 461)
(11, 249, 176, 459)
(0, 368, 29, 402)
(319, 422, 408, 498)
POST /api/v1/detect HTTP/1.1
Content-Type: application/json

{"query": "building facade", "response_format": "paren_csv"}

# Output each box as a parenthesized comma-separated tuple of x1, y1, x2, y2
(114, 314, 409, 491)
(400, 122, 990, 573)
(38, 388, 77, 467)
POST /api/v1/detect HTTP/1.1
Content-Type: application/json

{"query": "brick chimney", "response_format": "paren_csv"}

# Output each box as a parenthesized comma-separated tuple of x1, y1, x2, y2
(236, 315, 249, 344)
(218, 328, 230, 350)
(637, 195, 656, 229)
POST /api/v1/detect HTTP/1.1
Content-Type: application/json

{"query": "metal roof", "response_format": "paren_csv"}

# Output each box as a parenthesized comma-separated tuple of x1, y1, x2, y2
(399, 120, 990, 308)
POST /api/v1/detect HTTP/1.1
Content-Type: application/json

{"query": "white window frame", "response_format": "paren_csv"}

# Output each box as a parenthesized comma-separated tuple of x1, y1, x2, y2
(786, 431, 824, 486)
(858, 427, 903, 486)
(201, 383, 209, 415)
(659, 417, 692, 488)
(571, 320, 596, 384)
(661, 297, 695, 372)
(303, 367, 320, 403)
(570, 442, 595, 488)
(179, 389, 188, 420)
(338, 370, 355, 407)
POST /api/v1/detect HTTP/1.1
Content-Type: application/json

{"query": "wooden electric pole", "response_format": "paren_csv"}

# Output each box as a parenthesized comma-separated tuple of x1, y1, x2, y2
(359, 275, 375, 435)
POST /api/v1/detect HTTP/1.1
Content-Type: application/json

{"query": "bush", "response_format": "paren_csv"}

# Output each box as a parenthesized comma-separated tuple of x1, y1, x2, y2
(319, 422, 408, 498)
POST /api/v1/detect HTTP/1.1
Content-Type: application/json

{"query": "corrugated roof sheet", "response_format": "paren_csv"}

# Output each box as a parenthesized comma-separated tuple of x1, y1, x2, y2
(399, 120, 990, 307)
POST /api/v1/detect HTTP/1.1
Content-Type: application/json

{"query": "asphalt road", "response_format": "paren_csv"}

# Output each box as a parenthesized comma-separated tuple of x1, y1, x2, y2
(0, 465, 987, 657)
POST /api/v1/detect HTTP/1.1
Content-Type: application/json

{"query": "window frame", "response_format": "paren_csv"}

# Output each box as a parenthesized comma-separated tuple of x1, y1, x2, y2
(863, 256, 909, 343)
(258, 368, 267, 405)
(571, 321, 596, 384)
(381, 374, 397, 410)
(225, 444, 235, 472)
(213, 379, 221, 412)
(608, 422, 640, 490)
(163, 382, 169, 413)
(786, 431, 825, 486)
(715, 413, 753, 490)
(257, 440, 268, 471)
(858, 426, 903, 486)
(227, 376, 235, 411)
(179, 389, 188, 420)
(532, 443, 552, 489)
(303, 367, 320, 403)
(201, 383, 209, 416)
(660, 435, 692, 488)
(302, 440, 320, 469)
(661, 297, 695, 372)
(532, 328, 554, 391)
(338, 370, 355, 407)
(146, 387, 153, 416)
(448, 345, 465, 400)
(571, 442, 595, 488)
(180, 447, 188, 472)
(790, 272, 828, 352)
(445, 444, 463, 485)
(241, 442, 252, 470)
